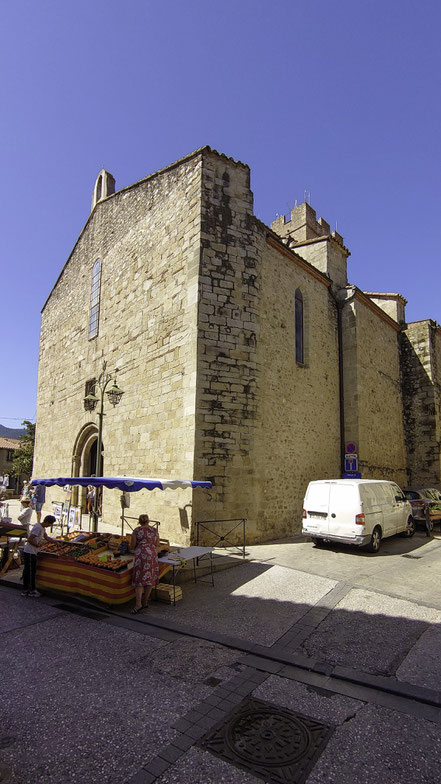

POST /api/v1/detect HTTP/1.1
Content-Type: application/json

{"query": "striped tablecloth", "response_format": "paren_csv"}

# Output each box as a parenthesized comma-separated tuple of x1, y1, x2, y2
(36, 554, 171, 605)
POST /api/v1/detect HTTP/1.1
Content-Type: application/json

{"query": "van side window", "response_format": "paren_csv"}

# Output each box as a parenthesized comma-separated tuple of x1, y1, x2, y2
(381, 485, 394, 503)
(391, 484, 404, 500)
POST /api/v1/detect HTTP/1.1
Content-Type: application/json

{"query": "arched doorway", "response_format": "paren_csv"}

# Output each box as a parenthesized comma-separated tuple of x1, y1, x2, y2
(71, 424, 104, 510)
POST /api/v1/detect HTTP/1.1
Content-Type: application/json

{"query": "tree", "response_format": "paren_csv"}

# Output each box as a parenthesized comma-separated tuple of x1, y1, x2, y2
(12, 420, 35, 479)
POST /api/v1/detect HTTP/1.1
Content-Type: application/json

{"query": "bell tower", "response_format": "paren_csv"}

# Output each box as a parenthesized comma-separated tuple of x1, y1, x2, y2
(91, 169, 116, 211)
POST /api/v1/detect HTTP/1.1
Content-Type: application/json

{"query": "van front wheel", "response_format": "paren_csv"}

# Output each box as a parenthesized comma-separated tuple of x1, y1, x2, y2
(367, 526, 382, 553)
(401, 517, 416, 538)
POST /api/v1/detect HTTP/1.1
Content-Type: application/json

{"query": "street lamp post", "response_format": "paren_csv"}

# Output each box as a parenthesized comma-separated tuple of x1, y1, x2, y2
(83, 360, 124, 532)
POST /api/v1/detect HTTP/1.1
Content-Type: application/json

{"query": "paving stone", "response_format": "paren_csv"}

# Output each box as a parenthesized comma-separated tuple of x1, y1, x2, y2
(127, 770, 156, 784)
(247, 670, 269, 684)
(185, 725, 208, 740)
(171, 718, 192, 732)
(195, 715, 217, 730)
(171, 734, 195, 752)
(207, 706, 227, 721)
(144, 756, 170, 776)
(204, 694, 222, 706)
(183, 709, 205, 722)
(158, 745, 184, 764)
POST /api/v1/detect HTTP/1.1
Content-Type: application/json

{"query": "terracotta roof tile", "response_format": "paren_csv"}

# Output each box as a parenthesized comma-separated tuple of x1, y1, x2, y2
(0, 437, 20, 449)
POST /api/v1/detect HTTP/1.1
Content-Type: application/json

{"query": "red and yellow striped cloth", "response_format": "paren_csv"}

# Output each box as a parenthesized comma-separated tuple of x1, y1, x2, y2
(36, 554, 171, 605)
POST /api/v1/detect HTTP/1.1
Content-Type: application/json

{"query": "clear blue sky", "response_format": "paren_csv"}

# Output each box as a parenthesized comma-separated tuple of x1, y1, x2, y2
(2, 0, 440, 428)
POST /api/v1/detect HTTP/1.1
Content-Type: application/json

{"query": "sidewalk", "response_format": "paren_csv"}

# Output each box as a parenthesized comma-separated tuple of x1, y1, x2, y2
(1, 502, 441, 783)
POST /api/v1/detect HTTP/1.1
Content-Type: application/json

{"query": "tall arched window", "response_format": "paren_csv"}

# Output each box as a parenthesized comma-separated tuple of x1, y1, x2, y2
(295, 288, 304, 364)
(88, 259, 101, 339)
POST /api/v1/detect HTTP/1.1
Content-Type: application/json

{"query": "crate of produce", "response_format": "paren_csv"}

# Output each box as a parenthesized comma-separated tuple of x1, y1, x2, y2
(154, 583, 183, 603)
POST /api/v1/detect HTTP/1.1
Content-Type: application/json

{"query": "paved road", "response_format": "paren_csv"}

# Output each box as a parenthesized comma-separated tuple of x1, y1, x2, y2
(2, 502, 441, 783)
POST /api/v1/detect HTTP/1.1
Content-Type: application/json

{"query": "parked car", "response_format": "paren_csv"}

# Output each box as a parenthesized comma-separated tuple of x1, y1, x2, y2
(302, 479, 415, 553)
(403, 488, 441, 529)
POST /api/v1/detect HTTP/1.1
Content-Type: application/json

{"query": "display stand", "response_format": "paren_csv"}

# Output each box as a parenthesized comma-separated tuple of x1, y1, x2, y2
(158, 546, 214, 606)
(0, 522, 27, 579)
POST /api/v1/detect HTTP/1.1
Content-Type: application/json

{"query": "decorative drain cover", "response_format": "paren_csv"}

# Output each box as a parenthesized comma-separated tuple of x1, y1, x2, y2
(198, 697, 333, 784)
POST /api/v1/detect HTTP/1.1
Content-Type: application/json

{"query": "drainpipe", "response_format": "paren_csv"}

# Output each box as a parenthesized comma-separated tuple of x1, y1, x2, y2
(330, 287, 356, 477)
(329, 286, 346, 476)
(336, 299, 345, 477)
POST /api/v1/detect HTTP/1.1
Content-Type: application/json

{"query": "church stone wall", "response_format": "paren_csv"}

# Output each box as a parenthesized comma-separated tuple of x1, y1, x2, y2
(192, 151, 260, 540)
(255, 243, 340, 537)
(34, 153, 204, 542)
(400, 321, 441, 487)
(347, 298, 407, 485)
(193, 150, 340, 541)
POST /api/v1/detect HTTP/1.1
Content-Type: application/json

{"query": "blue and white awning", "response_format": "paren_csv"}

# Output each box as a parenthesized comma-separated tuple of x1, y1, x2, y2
(30, 476, 212, 492)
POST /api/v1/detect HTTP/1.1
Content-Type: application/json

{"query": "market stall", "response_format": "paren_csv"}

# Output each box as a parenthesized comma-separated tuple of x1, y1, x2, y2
(30, 476, 212, 606)
(35, 537, 172, 605)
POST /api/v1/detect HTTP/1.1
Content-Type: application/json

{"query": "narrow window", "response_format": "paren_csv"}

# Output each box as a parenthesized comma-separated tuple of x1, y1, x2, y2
(88, 259, 101, 339)
(85, 378, 96, 398)
(295, 288, 304, 364)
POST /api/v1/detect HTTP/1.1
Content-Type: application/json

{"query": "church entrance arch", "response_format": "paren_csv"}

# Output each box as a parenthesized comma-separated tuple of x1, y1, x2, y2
(71, 424, 104, 510)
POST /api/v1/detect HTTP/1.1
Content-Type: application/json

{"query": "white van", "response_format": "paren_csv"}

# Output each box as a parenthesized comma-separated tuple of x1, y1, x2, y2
(302, 479, 415, 553)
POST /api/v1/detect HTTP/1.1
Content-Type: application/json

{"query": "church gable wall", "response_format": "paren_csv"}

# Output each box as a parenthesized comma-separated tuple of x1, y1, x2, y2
(34, 155, 203, 541)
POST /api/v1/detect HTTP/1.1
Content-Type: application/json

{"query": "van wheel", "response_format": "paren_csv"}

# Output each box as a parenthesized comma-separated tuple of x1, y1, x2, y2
(367, 526, 382, 553)
(401, 517, 416, 538)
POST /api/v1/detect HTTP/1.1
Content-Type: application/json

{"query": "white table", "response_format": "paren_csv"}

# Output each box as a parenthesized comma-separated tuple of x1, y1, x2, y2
(158, 546, 214, 605)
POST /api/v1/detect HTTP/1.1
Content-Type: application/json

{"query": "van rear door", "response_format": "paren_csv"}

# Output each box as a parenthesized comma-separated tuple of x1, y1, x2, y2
(303, 481, 331, 535)
(328, 482, 361, 538)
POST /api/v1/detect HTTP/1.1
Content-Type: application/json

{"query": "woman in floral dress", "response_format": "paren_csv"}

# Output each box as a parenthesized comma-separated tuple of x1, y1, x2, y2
(130, 513, 160, 613)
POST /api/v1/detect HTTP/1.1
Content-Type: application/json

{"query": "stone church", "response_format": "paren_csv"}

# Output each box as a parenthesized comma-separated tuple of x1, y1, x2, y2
(33, 147, 441, 544)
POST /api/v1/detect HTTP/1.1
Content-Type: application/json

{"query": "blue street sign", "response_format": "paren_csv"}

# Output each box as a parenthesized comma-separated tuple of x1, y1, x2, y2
(345, 457, 358, 472)
(343, 472, 362, 479)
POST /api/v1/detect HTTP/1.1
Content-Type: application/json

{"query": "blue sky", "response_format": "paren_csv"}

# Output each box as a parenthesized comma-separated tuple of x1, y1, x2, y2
(1, 0, 440, 428)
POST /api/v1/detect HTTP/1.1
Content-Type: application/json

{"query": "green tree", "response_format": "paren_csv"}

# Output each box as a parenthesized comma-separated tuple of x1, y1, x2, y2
(12, 420, 35, 478)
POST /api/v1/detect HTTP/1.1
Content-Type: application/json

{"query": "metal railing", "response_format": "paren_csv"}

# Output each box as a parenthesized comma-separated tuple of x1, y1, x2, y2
(120, 513, 160, 536)
(196, 518, 247, 559)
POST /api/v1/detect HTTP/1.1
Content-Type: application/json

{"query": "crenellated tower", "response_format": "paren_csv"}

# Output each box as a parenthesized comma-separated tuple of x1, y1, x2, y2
(271, 202, 349, 289)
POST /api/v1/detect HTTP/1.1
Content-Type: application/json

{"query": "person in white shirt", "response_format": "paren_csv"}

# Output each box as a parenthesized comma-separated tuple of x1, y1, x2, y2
(17, 499, 33, 534)
(22, 515, 56, 597)
(20, 481, 31, 502)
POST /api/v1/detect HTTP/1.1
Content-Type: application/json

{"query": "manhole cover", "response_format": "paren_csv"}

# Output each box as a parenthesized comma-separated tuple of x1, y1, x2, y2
(198, 696, 333, 784)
